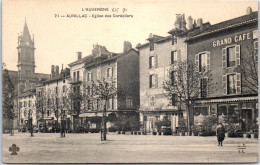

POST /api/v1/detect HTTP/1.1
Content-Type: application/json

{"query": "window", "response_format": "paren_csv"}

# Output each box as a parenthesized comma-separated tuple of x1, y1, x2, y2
(87, 100, 91, 110)
(63, 74, 66, 83)
(97, 70, 101, 80)
(227, 74, 236, 94)
(73, 72, 76, 81)
(195, 52, 210, 72)
(28, 100, 31, 107)
(171, 94, 178, 106)
(87, 86, 91, 95)
(63, 85, 66, 93)
(172, 35, 177, 45)
(19, 102, 22, 108)
(96, 99, 100, 110)
(47, 110, 50, 116)
(222, 45, 240, 67)
(87, 72, 92, 81)
(106, 68, 113, 78)
(38, 91, 42, 97)
(149, 75, 154, 88)
(150, 42, 154, 51)
(254, 41, 258, 62)
(126, 96, 133, 109)
(150, 96, 155, 106)
(77, 71, 80, 81)
(170, 71, 175, 86)
(199, 53, 207, 72)
(170, 51, 178, 64)
(201, 78, 208, 97)
(149, 56, 155, 68)
(56, 87, 58, 94)
(227, 47, 236, 67)
(24, 101, 27, 107)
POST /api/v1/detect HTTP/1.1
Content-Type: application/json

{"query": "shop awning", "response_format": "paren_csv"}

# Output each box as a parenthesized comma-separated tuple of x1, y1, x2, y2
(196, 96, 258, 104)
(79, 113, 108, 117)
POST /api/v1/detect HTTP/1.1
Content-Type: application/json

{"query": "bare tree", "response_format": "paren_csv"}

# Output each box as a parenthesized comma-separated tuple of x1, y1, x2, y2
(35, 88, 48, 131)
(239, 41, 258, 94)
(163, 60, 216, 134)
(90, 78, 122, 141)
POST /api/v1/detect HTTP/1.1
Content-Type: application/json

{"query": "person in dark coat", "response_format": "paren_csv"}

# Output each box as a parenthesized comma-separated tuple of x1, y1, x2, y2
(216, 123, 225, 146)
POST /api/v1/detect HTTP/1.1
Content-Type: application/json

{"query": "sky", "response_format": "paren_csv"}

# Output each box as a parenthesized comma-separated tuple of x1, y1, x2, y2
(2, 0, 258, 74)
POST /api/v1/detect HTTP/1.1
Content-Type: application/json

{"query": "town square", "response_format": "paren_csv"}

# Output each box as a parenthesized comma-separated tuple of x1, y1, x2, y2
(3, 132, 259, 163)
(2, 0, 259, 163)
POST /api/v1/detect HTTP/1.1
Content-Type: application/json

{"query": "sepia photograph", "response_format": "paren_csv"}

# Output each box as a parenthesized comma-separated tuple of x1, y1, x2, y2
(2, 0, 259, 163)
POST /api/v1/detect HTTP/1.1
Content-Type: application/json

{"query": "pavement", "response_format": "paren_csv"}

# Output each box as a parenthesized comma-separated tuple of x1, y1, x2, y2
(2, 132, 259, 163)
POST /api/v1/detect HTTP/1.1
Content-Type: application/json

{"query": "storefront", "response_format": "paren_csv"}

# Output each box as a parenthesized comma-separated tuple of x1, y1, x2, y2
(140, 110, 185, 133)
(194, 95, 258, 132)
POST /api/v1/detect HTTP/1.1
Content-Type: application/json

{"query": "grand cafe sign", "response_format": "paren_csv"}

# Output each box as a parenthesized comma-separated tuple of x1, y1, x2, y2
(212, 30, 258, 47)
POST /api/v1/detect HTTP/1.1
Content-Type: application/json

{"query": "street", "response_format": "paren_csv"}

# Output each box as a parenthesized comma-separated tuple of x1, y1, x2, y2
(2, 132, 259, 163)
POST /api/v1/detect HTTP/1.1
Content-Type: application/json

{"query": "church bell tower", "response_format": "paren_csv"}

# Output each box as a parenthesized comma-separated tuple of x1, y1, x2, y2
(17, 20, 36, 95)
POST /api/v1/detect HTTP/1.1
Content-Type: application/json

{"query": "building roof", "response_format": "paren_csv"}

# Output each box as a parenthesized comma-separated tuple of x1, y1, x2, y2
(21, 21, 32, 43)
(136, 23, 210, 49)
(84, 49, 137, 68)
(187, 11, 258, 41)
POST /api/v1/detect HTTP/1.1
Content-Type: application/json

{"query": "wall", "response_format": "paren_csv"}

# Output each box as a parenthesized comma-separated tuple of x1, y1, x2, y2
(187, 24, 258, 97)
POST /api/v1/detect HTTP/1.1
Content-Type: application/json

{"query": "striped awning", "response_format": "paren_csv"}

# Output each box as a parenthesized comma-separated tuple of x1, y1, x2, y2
(196, 96, 258, 104)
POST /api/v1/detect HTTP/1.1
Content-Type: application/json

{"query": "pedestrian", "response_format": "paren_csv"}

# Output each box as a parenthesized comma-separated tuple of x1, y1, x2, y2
(216, 123, 225, 146)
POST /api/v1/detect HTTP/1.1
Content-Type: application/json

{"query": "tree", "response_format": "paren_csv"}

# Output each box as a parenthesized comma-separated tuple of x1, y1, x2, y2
(163, 60, 216, 134)
(2, 68, 15, 135)
(48, 86, 75, 137)
(90, 78, 122, 141)
(239, 41, 258, 94)
(35, 88, 48, 132)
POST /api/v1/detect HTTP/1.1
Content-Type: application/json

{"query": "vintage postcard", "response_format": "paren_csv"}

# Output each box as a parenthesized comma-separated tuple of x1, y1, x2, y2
(2, 0, 259, 163)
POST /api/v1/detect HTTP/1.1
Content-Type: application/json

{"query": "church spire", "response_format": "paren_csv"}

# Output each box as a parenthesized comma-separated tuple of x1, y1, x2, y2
(21, 19, 32, 43)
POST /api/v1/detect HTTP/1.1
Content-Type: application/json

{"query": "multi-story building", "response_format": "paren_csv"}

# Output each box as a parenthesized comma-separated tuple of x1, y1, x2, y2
(68, 42, 139, 131)
(137, 14, 210, 133)
(18, 89, 37, 130)
(186, 7, 258, 132)
(35, 66, 71, 132)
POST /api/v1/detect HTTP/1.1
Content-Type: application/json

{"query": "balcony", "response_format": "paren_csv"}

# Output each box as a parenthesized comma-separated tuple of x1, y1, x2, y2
(68, 77, 82, 84)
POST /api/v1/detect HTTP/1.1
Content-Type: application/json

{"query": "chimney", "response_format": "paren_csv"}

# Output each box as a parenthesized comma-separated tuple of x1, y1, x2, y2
(246, 7, 252, 15)
(187, 16, 193, 30)
(51, 65, 55, 78)
(55, 65, 59, 76)
(197, 18, 203, 31)
(181, 14, 187, 31)
(174, 14, 182, 30)
(77, 52, 82, 60)
(123, 41, 132, 53)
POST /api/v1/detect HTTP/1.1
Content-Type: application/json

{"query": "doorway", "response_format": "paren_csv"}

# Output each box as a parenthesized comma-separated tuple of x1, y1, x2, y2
(241, 109, 252, 132)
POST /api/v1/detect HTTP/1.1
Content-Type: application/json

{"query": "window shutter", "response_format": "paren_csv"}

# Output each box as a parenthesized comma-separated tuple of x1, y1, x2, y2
(195, 54, 199, 72)
(177, 49, 181, 62)
(91, 72, 93, 81)
(206, 52, 210, 71)
(222, 75, 227, 95)
(235, 45, 241, 66)
(222, 48, 227, 68)
(155, 74, 158, 87)
(155, 55, 158, 68)
(111, 67, 114, 78)
(236, 73, 241, 94)
(254, 41, 258, 62)
(170, 52, 173, 65)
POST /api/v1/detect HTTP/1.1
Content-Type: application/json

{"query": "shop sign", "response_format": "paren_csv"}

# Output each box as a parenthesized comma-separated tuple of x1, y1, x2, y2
(213, 32, 253, 47)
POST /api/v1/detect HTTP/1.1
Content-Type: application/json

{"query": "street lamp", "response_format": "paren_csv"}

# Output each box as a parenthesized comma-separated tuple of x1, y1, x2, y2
(28, 109, 33, 137)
